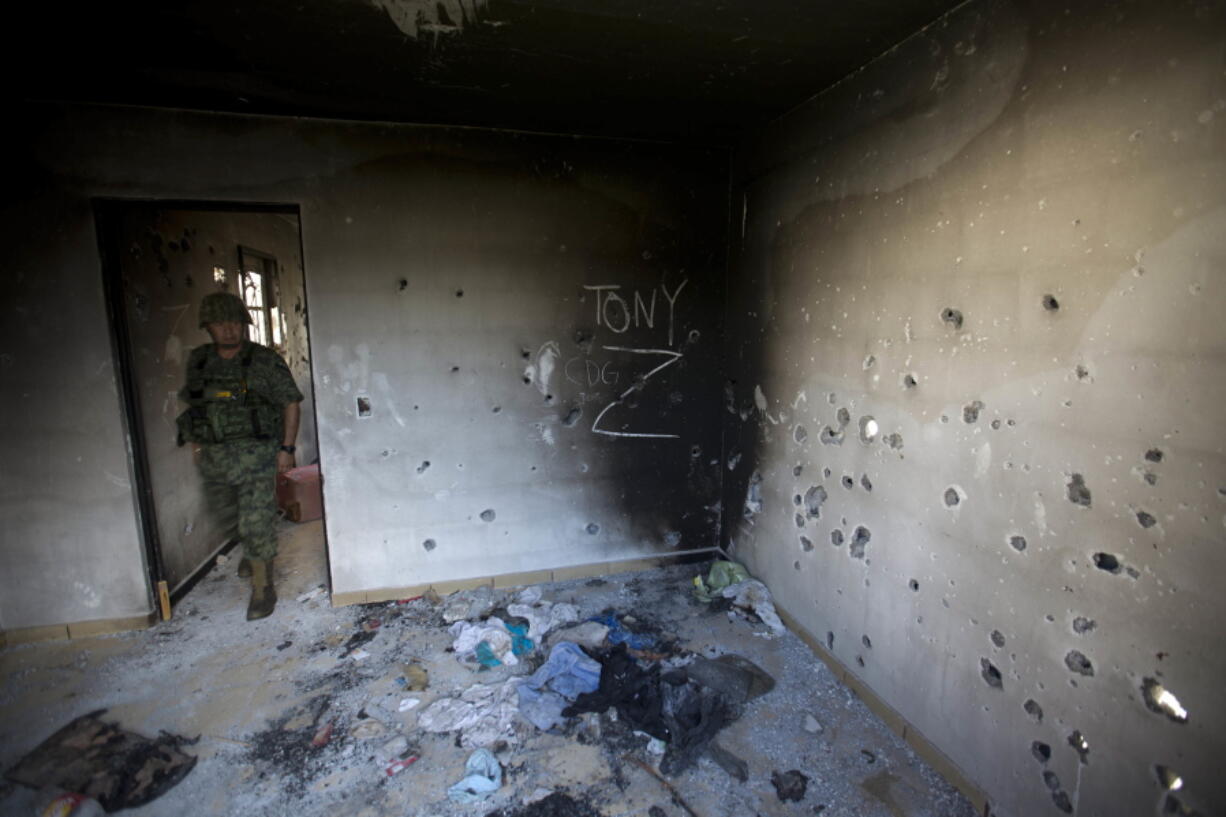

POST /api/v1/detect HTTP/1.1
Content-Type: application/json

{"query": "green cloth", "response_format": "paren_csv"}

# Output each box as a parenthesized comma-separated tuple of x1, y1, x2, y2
(693, 560, 751, 602)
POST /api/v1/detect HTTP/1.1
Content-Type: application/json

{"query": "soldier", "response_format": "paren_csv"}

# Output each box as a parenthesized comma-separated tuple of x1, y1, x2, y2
(177, 292, 304, 620)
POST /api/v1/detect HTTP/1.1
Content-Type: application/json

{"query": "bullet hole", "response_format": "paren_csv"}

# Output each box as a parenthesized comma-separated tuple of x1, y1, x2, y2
(793, 494, 802, 506)
(799, 536, 813, 552)
(940, 307, 964, 330)
(860, 750, 876, 764)
(586, 523, 600, 535)
(860, 474, 873, 492)
(455, 289, 464, 298)
(1043, 771, 1061, 791)
(1141, 678, 1189, 723)
(795, 513, 806, 529)
(1145, 448, 1164, 463)
(356, 396, 372, 417)
(794, 425, 808, 443)
(690, 445, 701, 458)
(1009, 535, 1027, 552)
(991, 630, 1005, 648)
(842, 475, 855, 490)
(1136, 510, 1157, 529)
(826, 631, 835, 649)
(862, 635, 872, 649)
(417, 461, 431, 474)
(820, 426, 843, 445)
(962, 400, 984, 424)
(831, 529, 845, 547)
(856, 656, 865, 667)
(1032, 741, 1051, 763)
(1067, 730, 1090, 764)
(793, 560, 802, 571)
(943, 486, 963, 507)
(823, 468, 832, 478)
(492, 406, 502, 414)
(804, 485, 828, 518)
(450, 366, 461, 374)
(849, 526, 871, 559)
(1072, 617, 1096, 634)
(980, 658, 1004, 689)
(902, 373, 918, 389)
(1092, 552, 1121, 573)
(1074, 363, 1092, 382)
(1024, 699, 1044, 723)
(1143, 471, 1158, 486)
(863, 354, 876, 370)
(792, 465, 803, 477)
(1042, 294, 1060, 312)
(422, 538, 437, 552)
(398, 278, 408, 292)
(859, 415, 879, 443)
(990, 419, 1000, 430)
(1065, 650, 1094, 676)
(883, 432, 904, 451)
(1051, 790, 1073, 814)
(837, 407, 851, 428)
(479, 509, 496, 523)
(562, 407, 582, 427)
(523, 376, 532, 384)
(1066, 473, 1092, 508)
(909, 578, 919, 591)
(1154, 765, 1183, 791)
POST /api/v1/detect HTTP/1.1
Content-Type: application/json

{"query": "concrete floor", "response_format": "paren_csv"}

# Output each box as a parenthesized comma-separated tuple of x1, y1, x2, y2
(0, 521, 978, 816)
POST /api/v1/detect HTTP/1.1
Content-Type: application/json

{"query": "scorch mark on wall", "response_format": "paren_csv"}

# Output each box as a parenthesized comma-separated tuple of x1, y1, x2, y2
(591, 346, 683, 438)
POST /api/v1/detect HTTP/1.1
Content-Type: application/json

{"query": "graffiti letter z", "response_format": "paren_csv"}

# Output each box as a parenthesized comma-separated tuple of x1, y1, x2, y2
(591, 346, 683, 439)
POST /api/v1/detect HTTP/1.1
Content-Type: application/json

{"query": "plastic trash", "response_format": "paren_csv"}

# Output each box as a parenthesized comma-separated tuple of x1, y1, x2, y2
(692, 560, 750, 602)
(35, 789, 105, 817)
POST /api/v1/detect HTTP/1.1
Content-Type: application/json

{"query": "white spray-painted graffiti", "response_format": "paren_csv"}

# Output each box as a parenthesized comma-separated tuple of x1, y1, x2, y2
(555, 280, 689, 439)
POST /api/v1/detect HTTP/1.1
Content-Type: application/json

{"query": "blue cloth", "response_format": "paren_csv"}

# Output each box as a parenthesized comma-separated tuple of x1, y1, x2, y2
(506, 621, 535, 656)
(447, 748, 502, 803)
(587, 612, 656, 650)
(517, 641, 602, 730)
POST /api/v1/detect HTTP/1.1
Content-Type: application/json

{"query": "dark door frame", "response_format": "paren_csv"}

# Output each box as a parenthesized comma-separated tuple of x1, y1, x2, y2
(93, 198, 315, 608)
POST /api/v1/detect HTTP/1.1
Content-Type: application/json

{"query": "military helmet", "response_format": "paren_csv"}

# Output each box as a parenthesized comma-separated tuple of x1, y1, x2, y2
(198, 292, 253, 328)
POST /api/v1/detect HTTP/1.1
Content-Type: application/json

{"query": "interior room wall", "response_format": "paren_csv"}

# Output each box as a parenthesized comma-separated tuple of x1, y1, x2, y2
(722, 1, 1225, 815)
(1, 102, 727, 630)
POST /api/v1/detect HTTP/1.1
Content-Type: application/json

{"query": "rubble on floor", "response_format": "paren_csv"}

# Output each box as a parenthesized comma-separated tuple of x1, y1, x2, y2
(0, 521, 981, 817)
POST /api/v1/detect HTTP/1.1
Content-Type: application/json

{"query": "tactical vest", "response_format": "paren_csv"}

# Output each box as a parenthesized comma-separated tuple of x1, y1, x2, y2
(176, 345, 281, 445)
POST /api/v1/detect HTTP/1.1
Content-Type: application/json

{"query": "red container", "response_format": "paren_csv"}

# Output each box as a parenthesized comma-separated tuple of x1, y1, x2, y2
(277, 464, 322, 522)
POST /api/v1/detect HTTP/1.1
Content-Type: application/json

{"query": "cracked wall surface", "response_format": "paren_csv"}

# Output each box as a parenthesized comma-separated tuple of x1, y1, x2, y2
(723, 1, 1226, 815)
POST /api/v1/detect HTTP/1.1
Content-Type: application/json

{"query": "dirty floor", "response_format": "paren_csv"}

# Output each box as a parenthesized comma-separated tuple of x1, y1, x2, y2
(0, 521, 978, 817)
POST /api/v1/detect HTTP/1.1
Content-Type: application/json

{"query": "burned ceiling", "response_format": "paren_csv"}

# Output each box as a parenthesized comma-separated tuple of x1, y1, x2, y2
(20, 0, 964, 142)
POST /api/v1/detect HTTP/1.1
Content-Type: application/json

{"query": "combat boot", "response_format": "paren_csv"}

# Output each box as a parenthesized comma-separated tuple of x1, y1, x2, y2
(237, 557, 252, 578)
(246, 558, 277, 620)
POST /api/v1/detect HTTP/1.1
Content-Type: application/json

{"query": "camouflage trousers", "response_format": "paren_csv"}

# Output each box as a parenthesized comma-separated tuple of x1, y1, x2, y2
(199, 439, 279, 561)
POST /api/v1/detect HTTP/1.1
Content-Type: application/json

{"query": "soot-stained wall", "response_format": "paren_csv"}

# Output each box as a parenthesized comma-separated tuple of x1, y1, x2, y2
(724, 1, 1225, 815)
(2, 102, 726, 629)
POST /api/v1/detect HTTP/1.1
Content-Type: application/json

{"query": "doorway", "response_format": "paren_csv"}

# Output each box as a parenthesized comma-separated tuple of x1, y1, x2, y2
(95, 201, 320, 604)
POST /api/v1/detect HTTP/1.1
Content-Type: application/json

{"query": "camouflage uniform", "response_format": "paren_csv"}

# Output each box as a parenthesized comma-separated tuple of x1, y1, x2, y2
(179, 337, 303, 562)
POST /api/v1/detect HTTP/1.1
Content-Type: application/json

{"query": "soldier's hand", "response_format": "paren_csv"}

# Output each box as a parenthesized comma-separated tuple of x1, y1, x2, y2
(276, 451, 295, 474)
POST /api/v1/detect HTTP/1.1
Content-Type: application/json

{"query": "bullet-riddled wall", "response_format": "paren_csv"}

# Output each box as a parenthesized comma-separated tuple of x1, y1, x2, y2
(0, 103, 727, 630)
(724, 1, 1225, 815)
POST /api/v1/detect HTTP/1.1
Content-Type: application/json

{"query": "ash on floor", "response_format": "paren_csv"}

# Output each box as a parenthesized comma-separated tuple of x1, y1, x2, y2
(0, 520, 978, 817)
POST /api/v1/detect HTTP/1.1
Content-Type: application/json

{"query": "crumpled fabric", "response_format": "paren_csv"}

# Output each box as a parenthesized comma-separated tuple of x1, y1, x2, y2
(587, 612, 655, 650)
(418, 678, 524, 747)
(451, 617, 532, 667)
(506, 601, 581, 642)
(692, 560, 750, 602)
(516, 642, 602, 731)
(446, 748, 502, 803)
(544, 621, 610, 651)
(721, 579, 786, 635)
(442, 585, 498, 623)
(563, 644, 755, 777)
